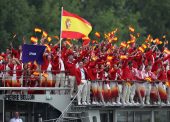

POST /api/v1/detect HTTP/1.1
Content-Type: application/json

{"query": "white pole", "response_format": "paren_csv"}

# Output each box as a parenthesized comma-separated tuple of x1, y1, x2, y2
(59, 7, 64, 52)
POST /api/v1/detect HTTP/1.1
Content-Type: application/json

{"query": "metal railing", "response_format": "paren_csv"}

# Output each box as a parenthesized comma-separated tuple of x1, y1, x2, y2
(41, 80, 168, 122)
(0, 70, 70, 94)
(90, 80, 168, 106)
(43, 83, 87, 122)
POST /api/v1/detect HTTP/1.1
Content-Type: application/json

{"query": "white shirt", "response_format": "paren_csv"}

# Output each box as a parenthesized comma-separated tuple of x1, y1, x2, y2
(47, 63, 52, 72)
(80, 68, 85, 80)
(104, 71, 108, 80)
(10, 118, 23, 122)
(59, 58, 65, 71)
(20, 52, 22, 60)
(13, 65, 17, 77)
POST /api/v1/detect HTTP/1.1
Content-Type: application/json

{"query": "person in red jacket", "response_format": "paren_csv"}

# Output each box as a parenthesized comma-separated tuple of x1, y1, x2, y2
(75, 62, 88, 105)
(157, 65, 167, 102)
(41, 53, 55, 87)
(121, 61, 134, 104)
(88, 60, 98, 105)
(4, 57, 13, 87)
(144, 65, 157, 104)
(134, 64, 146, 104)
(55, 52, 66, 94)
(11, 45, 22, 60)
(108, 64, 119, 104)
(11, 58, 22, 87)
(64, 54, 82, 98)
(83, 58, 92, 105)
(97, 64, 105, 105)
(115, 63, 123, 104)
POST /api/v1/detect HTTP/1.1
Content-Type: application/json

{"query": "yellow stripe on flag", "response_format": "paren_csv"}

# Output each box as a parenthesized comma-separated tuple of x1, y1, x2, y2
(120, 55, 128, 59)
(44, 44, 51, 52)
(47, 37, 52, 42)
(62, 16, 92, 37)
(164, 49, 170, 54)
(139, 47, 144, 53)
(43, 31, 48, 37)
(34, 28, 41, 33)
(31, 37, 38, 43)
(95, 32, 100, 38)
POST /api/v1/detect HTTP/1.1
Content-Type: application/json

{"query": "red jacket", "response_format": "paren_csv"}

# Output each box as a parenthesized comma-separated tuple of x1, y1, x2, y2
(158, 70, 167, 81)
(12, 48, 21, 59)
(51, 56, 60, 74)
(41, 55, 61, 74)
(65, 60, 77, 76)
(0, 64, 5, 77)
(122, 66, 134, 80)
(10, 64, 22, 79)
(109, 68, 117, 80)
(97, 69, 104, 80)
(41, 55, 50, 71)
(87, 61, 97, 80)
(75, 67, 89, 85)
(167, 70, 170, 81)
(145, 50, 154, 64)
(152, 59, 162, 72)
(6, 63, 13, 76)
(64, 55, 83, 76)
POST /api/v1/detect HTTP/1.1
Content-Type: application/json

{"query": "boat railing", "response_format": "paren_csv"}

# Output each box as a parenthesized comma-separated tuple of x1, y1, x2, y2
(0, 70, 71, 94)
(89, 79, 168, 106)
(43, 82, 87, 122)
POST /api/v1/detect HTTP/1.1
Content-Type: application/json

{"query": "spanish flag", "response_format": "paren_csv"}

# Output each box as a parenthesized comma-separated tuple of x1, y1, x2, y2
(82, 37, 90, 46)
(61, 9, 92, 39)
(34, 28, 42, 33)
(31, 37, 38, 43)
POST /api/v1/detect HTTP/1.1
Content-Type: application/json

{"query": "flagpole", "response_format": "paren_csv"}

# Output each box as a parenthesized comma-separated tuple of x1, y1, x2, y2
(59, 6, 63, 53)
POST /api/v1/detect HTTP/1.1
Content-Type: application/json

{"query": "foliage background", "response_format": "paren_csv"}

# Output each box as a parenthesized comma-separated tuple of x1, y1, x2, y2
(0, 0, 170, 51)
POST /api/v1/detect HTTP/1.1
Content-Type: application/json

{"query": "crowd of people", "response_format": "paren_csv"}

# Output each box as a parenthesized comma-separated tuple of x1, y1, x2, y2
(0, 32, 170, 106)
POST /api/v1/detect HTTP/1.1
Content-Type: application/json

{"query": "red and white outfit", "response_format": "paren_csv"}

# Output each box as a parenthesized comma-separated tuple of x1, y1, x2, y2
(109, 68, 119, 104)
(11, 64, 22, 87)
(41, 55, 56, 87)
(144, 70, 157, 104)
(75, 66, 88, 105)
(4, 63, 13, 87)
(55, 57, 65, 92)
(121, 65, 134, 104)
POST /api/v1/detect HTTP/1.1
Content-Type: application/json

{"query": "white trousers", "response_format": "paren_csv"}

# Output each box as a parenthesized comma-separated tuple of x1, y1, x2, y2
(117, 84, 123, 103)
(69, 76, 75, 97)
(122, 83, 131, 103)
(130, 83, 136, 102)
(56, 73, 65, 87)
(77, 80, 87, 103)
(86, 80, 91, 103)
(144, 82, 151, 103)
(55, 73, 65, 94)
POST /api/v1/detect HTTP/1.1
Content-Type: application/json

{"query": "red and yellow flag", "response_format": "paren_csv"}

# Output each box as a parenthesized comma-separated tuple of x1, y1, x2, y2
(31, 37, 38, 43)
(42, 31, 48, 37)
(164, 48, 170, 54)
(47, 37, 52, 42)
(34, 28, 42, 33)
(129, 26, 135, 33)
(61, 9, 92, 39)
(82, 37, 90, 46)
(95, 32, 100, 38)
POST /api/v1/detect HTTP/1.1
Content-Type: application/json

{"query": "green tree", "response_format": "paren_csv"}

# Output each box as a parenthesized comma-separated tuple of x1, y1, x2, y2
(0, 0, 35, 50)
